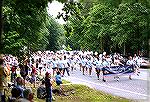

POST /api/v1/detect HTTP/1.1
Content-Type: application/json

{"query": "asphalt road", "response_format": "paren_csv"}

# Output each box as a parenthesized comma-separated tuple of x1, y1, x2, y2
(62, 66, 150, 102)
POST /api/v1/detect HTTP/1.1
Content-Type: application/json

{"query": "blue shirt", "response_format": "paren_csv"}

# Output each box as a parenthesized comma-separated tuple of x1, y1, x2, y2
(55, 75, 61, 82)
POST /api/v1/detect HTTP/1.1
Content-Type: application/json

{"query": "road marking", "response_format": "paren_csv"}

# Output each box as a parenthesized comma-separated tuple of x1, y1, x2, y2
(65, 76, 150, 98)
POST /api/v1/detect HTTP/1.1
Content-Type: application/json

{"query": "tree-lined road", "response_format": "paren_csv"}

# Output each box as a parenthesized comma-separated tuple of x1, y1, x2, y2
(63, 68, 150, 101)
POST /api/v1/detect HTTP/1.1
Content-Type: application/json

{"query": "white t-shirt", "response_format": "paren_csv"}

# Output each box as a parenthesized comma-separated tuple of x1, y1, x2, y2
(126, 60, 134, 65)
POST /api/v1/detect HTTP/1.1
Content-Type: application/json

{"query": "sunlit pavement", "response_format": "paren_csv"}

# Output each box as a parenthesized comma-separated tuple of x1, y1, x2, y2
(63, 67, 150, 101)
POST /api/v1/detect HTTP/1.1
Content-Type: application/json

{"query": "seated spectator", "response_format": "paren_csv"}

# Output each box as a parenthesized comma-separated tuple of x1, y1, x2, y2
(9, 87, 22, 102)
(15, 77, 26, 98)
(55, 71, 62, 86)
(37, 80, 46, 99)
(17, 88, 34, 102)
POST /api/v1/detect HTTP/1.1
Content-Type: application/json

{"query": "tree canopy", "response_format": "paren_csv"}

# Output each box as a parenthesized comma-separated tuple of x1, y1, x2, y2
(1, 0, 150, 58)
(1, 0, 66, 61)
(60, 0, 150, 56)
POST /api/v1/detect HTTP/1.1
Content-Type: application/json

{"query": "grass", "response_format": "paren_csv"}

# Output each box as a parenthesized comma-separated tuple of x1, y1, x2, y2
(6, 79, 132, 102)
(34, 80, 131, 102)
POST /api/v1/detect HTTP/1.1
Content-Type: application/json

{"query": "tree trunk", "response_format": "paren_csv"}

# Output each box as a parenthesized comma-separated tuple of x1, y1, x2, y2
(0, 0, 3, 54)
(123, 42, 126, 55)
(149, 39, 150, 58)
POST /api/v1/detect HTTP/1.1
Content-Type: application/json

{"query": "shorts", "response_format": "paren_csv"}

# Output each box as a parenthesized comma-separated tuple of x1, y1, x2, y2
(39, 67, 42, 70)
(59, 68, 63, 71)
(56, 81, 62, 86)
(52, 67, 57, 69)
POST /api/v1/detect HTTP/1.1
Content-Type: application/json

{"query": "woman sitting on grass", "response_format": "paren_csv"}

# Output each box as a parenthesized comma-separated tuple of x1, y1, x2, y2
(55, 71, 62, 86)
(55, 71, 66, 95)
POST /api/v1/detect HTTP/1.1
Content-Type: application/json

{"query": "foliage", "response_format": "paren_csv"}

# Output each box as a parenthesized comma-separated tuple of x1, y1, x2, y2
(59, 0, 150, 56)
(111, 2, 150, 54)
(2, 0, 67, 61)
(46, 16, 65, 51)
(65, 45, 72, 51)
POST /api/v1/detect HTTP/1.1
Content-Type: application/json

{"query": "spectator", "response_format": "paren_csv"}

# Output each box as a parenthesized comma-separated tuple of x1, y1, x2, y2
(55, 71, 63, 86)
(45, 72, 52, 102)
(0, 56, 5, 102)
(0, 55, 9, 102)
(17, 88, 34, 102)
(9, 86, 22, 102)
(30, 65, 36, 87)
(37, 80, 46, 99)
(15, 77, 26, 98)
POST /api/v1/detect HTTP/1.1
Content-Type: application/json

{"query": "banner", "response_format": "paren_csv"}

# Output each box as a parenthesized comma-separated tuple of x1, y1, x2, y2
(102, 65, 134, 76)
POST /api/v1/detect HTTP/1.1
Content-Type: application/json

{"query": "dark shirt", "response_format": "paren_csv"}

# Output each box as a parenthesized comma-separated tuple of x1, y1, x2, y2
(45, 77, 52, 88)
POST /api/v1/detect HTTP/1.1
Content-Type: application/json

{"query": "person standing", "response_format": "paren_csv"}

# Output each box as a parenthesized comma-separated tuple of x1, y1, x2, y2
(45, 72, 52, 102)
(0, 55, 8, 102)
(94, 57, 102, 80)
(51, 58, 58, 76)
(0, 56, 5, 102)
(126, 56, 135, 80)
(81, 57, 86, 75)
(62, 56, 70, 76)
(31, 64, 36, 88)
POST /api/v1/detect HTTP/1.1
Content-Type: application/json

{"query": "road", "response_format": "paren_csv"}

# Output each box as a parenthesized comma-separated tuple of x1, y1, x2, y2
(62, 67, 150, 102)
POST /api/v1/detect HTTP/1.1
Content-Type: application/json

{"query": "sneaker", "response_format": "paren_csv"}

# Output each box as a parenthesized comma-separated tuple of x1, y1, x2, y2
(103, 79, 106, 82)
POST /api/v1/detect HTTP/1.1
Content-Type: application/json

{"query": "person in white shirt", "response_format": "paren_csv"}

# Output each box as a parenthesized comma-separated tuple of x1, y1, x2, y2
(87, 57, 93, 76)
(57, 57, 64, 76)
(126, 56, 135, 66)
(38, 62, 43, 75)
(78, 55, 82, 71)
(93, 57, 102, 80)
(50, 58, 58, 76)
(81, 57, 87, 75)
(126, 56, 135, 80)
(62, 56, 70, 76)
(114, 57, 123, 66)
(106, 55, 112, 66)
(70, 56, 75, 72)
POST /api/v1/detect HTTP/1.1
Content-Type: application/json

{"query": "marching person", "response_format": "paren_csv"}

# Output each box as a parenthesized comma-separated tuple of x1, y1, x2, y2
(126, 56, 135, 80)
(81, 57, 87, 75)
(57, 57, 64, 76)
(51, 57, 58, 76)
(87, 57, 93, 76)
(93, 57, 102, 80)
(62, 56, 70, 76)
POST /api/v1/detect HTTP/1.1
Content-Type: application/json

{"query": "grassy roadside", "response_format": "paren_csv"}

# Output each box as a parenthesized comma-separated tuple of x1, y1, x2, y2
(33, 80, 131, 102)
(5, 79, 132, 102)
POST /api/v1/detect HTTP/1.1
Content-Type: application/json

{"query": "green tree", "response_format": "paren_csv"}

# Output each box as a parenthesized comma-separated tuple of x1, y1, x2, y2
(46, 16, 65, 51)
(111, 3, 150, 55)
(0, 0, 68, 54)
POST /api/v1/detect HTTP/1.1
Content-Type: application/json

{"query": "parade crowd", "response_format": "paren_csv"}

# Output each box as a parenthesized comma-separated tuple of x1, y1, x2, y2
(0, 50, 146, 102)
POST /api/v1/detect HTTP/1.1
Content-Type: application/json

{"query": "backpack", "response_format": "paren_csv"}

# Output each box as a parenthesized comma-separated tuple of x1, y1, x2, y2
(37, 86, 46, 99)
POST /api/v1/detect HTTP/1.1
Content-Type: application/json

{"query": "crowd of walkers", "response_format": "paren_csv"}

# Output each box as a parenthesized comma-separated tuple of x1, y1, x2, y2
(0, 50, 146, 102)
